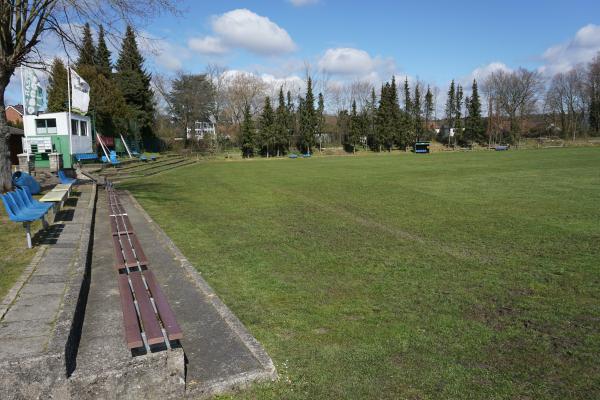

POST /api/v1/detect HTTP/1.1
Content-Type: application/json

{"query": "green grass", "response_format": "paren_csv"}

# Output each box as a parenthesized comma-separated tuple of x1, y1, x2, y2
(121, 147, 600, 399)
(0, 210, 39, 300)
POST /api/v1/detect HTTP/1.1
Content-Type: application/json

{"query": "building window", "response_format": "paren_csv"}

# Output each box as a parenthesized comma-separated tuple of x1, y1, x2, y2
(35, 119, 57, 135)
(71, 119, 79, 135)
(80, 120, 87, 136)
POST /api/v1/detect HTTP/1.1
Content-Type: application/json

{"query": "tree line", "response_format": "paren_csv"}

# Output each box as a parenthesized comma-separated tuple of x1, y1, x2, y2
(46, 24, 155, 147)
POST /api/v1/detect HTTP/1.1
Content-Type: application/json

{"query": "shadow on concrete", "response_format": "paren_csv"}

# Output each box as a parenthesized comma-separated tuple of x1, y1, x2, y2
(33, 223, 65, 245)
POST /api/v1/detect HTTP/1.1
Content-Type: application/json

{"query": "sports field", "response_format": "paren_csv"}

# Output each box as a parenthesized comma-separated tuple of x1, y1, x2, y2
(122, 147, 600, 399)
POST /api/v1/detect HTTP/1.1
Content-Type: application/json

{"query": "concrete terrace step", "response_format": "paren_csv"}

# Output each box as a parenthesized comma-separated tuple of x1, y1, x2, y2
(101, 158, 187, 176)
(72, 190, 275, 398)
(114, 160, 196, 181)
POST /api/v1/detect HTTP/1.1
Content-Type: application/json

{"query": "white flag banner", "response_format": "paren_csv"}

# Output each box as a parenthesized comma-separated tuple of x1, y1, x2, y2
(69, 67, 90, 114)
(22, 67, 44, 115)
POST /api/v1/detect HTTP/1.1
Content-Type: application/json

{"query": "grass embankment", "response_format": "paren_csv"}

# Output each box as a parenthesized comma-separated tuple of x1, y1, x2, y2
(0, 212, 39, 300)
(122, 147, 600, 399)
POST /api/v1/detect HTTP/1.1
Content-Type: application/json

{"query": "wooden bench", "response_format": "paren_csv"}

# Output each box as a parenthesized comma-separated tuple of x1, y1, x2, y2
(107, 184, 182, 351)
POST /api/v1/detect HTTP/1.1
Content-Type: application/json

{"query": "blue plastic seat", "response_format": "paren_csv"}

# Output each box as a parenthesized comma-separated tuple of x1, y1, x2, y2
(1, 191, 50, 248)
(2, 192, 46, 221)
(15, 188, 52, 212)
(58, 170, 77, 185)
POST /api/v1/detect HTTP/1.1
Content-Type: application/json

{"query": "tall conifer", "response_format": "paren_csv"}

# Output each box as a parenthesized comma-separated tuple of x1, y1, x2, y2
(115, 25, 155, 143)
(76, 23, 95, 69)
(47, 58, 69, 112)
(95, 25, 112, 77)
(240, 103, 255, 157)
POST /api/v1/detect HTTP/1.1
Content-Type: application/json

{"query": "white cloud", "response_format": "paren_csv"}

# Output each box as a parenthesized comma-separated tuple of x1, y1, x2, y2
(188, 36, 228, 55)
(190, 9, 296, 56)
(288, 0, 319, 6)
(138, 32, 191, 72)
(539, 24, 600, 75)
(318, 47, 376, 75)
(461, 62, 511, 86)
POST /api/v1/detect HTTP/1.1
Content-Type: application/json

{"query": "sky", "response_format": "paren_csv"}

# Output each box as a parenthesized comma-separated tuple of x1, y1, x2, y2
(6, 0, 600, 107)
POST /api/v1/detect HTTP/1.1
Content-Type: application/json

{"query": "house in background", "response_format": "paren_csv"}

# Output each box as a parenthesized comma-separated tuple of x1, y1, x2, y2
(187, 120, 216, 141)
(5, 104, 24, 166)
(6, 104, 24, 127)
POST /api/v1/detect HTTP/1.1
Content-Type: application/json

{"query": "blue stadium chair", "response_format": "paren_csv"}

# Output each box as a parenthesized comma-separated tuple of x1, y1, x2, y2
(58, 170, 77, 185)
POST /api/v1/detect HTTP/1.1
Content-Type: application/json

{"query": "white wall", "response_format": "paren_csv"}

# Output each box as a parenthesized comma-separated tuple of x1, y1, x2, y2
(23, 112, 91, 137)
(71, 134, 92, 154)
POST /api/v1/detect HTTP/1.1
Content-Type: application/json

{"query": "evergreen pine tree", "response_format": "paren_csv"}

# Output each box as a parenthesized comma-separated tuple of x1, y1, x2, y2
(240, 103, 255, 157)
(424, 86, 434, 133)
(259, 96, 275, 157)
(46, 58, 69, 112)
(445, 80, 456, 128)
(373, 84, 387, 152)
(77, 23, 96, 69)
(317, 93, 325, 151)
(455, 84, 464, 137)
(95, 25, 112, 77)
(464, 79, 485, 144)
(389, 76, 402, 150)
(115, 25, 155, 145)
(413, 84, 423, 141)
(366, 87, 377, 150)
(403, 77, 412, 114)
(274, 87, 288, 156)
(298, 77, 317, 153)
(338, 109, 350, 150)
(348, 100, 361, 154)
(286, 90, 295, 149)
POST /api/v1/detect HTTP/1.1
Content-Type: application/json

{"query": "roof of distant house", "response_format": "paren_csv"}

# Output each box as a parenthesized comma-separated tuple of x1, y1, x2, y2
(7, 104, 24, 115)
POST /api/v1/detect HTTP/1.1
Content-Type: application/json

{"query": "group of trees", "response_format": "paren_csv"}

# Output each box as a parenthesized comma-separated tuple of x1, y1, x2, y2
(444, 79, 485, 145)
(240, 77, 324, 157)
(46, 24, 155, 145)
(337, 77, 436, 152)
(544, 54, 600, 140)
(0, 0, 175, 190)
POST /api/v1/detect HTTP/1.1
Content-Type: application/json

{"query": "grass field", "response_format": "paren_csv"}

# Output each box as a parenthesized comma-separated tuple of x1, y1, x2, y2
(121, 147, 600, 399)
(0, 212, 39, 300)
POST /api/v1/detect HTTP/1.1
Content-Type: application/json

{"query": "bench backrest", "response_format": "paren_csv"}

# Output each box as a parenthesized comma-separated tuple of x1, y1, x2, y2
(8, 191, 28, 211)
(15, 188, 33, 208)
(1, 194, 18, 219)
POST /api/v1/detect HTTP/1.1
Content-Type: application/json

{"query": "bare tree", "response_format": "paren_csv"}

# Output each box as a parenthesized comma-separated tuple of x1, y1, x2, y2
(0, 0, 178, 190)
(545, 65, 587, 140)
(485, 68, 543, 143)
(223, 72, 266, 126)
(206, 63, 228, 124)
(349, 80, 373, 111)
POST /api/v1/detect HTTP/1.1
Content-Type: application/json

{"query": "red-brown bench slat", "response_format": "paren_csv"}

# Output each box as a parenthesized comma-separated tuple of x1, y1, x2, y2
(129, 271, 164, 345)
(112, 235, 127, 269)
(113, 235, 138, 268)
(129, 234, 148, 266)
(143, 270, 183, 341)
(110, 215, 134, 236)
(117, 274, 144, 349)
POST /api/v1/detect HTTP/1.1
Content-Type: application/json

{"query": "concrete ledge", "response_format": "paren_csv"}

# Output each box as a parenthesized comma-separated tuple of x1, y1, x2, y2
(0, 183, 97, 399)
(0, 245, 46, 321)
(66, 347, 185, 399)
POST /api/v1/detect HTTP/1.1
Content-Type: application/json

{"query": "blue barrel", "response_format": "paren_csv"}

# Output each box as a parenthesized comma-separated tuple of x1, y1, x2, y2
(12, 171, 41, 195)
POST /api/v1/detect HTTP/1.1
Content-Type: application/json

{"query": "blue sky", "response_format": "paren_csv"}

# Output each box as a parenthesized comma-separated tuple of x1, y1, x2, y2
(6, 0, 600, 105)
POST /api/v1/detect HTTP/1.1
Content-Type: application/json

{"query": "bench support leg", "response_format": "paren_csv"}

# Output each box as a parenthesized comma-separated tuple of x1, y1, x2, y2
(23, 222, 32, 249)
(41, 216, 49, 229)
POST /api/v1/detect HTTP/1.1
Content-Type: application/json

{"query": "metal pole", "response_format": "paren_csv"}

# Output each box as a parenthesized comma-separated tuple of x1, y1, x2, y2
(120, 133, 133, 158)
(67, 65, 73, 167)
